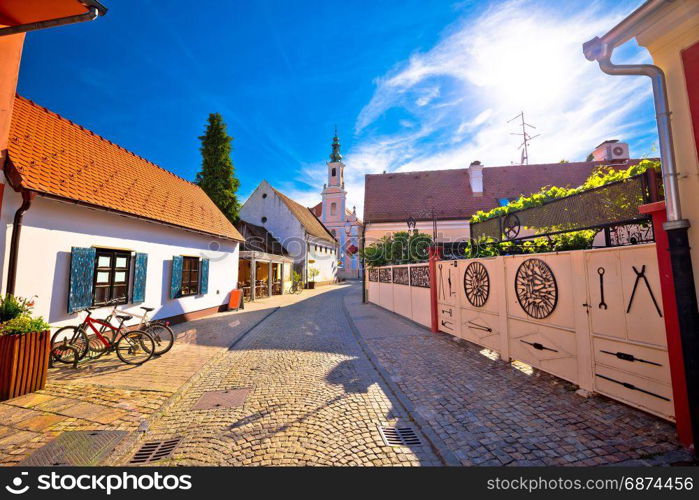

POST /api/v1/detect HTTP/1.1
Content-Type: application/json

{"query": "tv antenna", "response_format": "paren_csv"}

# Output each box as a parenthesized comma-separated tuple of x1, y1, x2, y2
(508, 111, 540, 165)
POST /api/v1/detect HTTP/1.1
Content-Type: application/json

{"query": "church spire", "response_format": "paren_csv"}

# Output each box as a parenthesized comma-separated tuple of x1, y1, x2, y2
(329, 127, 342, 162)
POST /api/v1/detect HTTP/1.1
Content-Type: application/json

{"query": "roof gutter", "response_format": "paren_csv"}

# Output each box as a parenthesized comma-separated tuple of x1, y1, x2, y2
(582, 0, 682, 225)
(5, 189, 34, 295)
(0, 1, 107, 37)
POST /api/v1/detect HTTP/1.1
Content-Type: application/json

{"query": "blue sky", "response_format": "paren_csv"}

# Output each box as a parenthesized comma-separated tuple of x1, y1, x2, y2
(18, 0, 656, 216)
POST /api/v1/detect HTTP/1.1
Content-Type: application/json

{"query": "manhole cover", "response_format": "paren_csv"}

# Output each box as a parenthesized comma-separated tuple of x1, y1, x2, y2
(192, 388, 251, 410)
(19, 430, 128, 466)
(378, 425, 422, 447)
(130, 437, 182, 464)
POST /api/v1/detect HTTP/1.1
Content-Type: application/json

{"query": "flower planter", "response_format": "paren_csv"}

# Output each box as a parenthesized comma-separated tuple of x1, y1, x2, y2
(0, 330, 51, 401)
(307, 282, 316, 290)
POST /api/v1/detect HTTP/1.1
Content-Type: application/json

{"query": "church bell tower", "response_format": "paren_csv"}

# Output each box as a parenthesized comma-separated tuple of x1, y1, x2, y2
(321, 129, 346, 224)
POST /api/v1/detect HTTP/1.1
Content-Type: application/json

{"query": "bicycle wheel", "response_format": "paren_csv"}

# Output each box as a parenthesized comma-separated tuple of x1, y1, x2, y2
(51, 326, 89, 364)
(144, 322, 175, 356)
(115, 330, 155, 365)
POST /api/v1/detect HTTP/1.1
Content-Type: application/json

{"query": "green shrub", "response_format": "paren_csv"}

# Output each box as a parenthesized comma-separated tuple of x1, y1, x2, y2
(361, 231, 433, 267)
(0, 294, 34, 323)
(0, 294, 50, 336)
(0, 315, 50, 336)
(470, 160, 660, 224)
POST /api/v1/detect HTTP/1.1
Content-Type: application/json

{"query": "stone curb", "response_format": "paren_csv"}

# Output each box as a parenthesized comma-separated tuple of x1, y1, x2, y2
(105, 306, 281, 465)
(341, 287, 462, 466)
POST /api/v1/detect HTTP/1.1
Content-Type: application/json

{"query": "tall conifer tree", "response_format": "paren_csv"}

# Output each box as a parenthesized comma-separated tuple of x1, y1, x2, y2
(196, 113, 240, 223)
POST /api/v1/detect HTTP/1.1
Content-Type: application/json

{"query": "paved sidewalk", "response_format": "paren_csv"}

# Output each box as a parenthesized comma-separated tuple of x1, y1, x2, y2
(344, 283, 691, 466)
(0, 288, 331, 466)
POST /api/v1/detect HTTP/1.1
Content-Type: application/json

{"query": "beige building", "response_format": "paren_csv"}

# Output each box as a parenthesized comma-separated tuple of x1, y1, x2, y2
(626, 0, 699, 297)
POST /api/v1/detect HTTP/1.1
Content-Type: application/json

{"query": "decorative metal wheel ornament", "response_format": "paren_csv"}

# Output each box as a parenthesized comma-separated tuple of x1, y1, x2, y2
(515, 258, 558, 319)
(464, 261, 490, 307)
(502, 213, 521, 240)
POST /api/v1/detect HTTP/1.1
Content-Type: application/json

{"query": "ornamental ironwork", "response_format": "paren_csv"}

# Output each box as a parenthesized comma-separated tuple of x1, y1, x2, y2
(470, 172, 657, 242)
(368, 269, 379, 282)
(463, 261, 490, 307)
(515, 258, 558, 319)
(379, 268, 392, 283)
(393, 267, 410, 285)
(410, 266, 430, 288)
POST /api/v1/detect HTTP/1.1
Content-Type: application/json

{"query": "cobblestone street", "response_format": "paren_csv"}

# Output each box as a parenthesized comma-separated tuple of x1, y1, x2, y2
(0, 283, 692, 466)
(117, 284, 441, 466)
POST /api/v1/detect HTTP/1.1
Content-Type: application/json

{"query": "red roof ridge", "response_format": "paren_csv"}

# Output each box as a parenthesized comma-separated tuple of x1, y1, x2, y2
(14, 94, 198, 187)
(365, 160, 617, 179)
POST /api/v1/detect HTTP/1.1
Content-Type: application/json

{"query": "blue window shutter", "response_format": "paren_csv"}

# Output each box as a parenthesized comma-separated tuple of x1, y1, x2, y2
(170, 256, 183, 299)
(132, 253, 148, 303)
(200, 258, 209, 294)
(68, 247, 96, 313)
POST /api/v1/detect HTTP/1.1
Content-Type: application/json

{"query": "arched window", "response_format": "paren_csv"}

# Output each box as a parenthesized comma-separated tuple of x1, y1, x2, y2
(331, 167, 336, 177)
(330, 202, 337, 216)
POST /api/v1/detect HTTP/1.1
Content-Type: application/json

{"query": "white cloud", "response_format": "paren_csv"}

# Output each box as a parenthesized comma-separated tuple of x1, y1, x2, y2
(354, 0, 654, 174)
(282, 0, 656, 219)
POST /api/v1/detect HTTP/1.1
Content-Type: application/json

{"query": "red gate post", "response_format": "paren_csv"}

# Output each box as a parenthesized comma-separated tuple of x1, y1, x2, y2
(428, 245, 442, 333)
(640, 201, 693, 448)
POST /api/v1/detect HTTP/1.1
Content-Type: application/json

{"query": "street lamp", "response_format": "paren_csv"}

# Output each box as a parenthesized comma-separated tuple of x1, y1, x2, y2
(406, 216, 417, 234)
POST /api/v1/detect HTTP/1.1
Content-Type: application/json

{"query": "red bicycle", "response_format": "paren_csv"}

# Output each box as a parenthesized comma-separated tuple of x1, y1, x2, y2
(51, 305, 155, 365)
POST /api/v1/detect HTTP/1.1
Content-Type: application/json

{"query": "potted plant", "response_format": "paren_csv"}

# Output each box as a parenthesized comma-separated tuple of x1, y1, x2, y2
(0, 295, 51, 401)
(307, 267, 320, 289)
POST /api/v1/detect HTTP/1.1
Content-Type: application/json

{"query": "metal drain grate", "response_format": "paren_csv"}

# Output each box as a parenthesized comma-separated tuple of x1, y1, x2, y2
(378, 425, 422, 447)
(19, 430, 129, 466)
(130, 437, 182, 464)
(192, 388, 251, 410)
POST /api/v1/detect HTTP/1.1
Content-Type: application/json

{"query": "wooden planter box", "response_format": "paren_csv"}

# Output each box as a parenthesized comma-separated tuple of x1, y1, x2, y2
(0, 330, 51, 401)
(307, 282, 316, 290)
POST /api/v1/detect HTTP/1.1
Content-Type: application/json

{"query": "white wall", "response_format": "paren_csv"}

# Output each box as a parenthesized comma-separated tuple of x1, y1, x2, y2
(307, 236, 336, 283)
(240, 181, 337, 283)
(0, 189, 239, 327)
(240, 181, 307, 263)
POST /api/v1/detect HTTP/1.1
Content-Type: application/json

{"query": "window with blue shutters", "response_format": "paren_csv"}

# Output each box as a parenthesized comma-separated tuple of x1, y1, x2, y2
(68, 247, 96, 313)
(200, 258, 209, 295)
(170, 256, 183, 299)
(132, 253, 148, 303)
(170, 256, 209, 298)
(92, 249, 130, 306)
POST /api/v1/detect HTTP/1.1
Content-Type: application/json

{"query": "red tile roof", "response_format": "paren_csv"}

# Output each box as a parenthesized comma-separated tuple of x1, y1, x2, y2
(6, 96, 243, 241)
(364, 160, 641, 223)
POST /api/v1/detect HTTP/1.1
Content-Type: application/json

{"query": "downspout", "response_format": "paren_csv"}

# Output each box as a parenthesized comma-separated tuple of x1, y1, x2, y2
(584, 2, 699, 455)
(0, 2, 107, 37)
(361, 224, 366, 303)
(6, 189, 34, 295)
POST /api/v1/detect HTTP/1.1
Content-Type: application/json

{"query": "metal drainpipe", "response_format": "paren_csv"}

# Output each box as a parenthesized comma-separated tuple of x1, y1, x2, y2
(584, 26, 699, 454)
(6, 190, 33, 295)
(0, 3, 107, 38)
(361, 225, 366, 303)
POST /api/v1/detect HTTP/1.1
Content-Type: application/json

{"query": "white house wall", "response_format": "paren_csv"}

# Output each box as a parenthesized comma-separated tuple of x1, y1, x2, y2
(240, 181, 307, 263)
(0, 189, 239, 327)
(306, 237, 336, 283)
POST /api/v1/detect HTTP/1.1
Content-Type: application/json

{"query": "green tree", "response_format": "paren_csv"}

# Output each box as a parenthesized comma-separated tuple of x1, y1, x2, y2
(196, 113, 241, 223)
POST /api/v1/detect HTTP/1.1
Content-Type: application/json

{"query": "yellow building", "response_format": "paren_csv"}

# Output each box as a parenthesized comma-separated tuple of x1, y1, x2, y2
(584, 0, 699, 453)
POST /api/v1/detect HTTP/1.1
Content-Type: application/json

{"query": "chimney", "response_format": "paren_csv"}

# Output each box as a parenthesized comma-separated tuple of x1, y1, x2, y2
(591, 139, 630, 163)
(469, 161, 484, 197)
